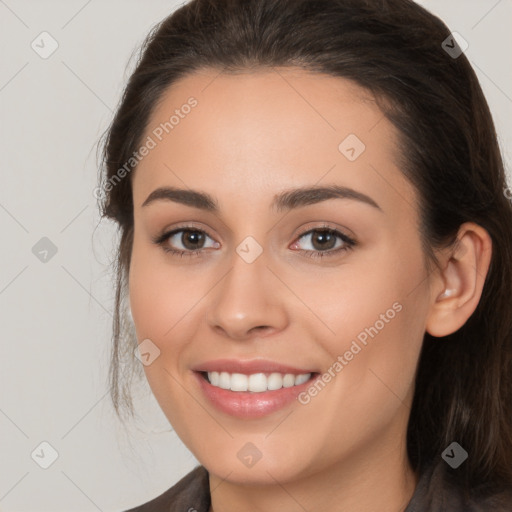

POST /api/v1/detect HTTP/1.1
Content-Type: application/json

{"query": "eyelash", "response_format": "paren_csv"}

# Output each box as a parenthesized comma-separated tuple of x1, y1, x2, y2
(152, 224, 357, 260)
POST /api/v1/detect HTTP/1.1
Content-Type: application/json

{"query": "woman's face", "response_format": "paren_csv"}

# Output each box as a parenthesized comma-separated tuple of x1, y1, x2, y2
(129, 68, 432, 484)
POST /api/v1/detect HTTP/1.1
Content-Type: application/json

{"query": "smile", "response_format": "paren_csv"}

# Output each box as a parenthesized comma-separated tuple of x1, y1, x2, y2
(204, 371, 312, 392)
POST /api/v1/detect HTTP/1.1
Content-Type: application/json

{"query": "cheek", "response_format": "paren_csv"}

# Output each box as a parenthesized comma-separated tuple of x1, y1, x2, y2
(127, 241, 196, 425)
(128, 237, 194, 341)
(309, 242, 423, 342)
(310, 240, 428, 399)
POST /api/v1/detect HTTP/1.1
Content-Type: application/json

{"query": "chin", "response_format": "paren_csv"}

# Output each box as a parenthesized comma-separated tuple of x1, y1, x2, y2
(197, 446, 314, 486)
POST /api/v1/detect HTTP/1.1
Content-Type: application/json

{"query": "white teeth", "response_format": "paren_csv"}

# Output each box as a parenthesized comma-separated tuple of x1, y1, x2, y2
(283, 374, 295, 388)
(248, 373, 267, 392)
(267, 372, 283, 391)
(231, 373, 248, 391)
(294, 373, 310, 386)
(209, 371, 220, 386)
(218, 371, 230, 389)
(206, 371, 312, 392)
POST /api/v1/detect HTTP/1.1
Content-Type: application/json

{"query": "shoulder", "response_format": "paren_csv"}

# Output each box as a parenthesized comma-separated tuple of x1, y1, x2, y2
(405, 463, 512, 512)
(466, 487, 512, 512)
(123, 465, 210, 512)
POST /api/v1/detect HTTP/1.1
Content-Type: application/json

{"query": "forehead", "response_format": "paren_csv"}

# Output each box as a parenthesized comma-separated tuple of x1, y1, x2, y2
(132, 67, 415, 218)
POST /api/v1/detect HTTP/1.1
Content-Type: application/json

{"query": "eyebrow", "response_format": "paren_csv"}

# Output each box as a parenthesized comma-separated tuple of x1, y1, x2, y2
(141, 184, 382, 213)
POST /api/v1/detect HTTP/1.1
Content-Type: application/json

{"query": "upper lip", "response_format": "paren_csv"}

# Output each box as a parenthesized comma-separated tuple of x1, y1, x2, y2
(192, 358, 317, 375)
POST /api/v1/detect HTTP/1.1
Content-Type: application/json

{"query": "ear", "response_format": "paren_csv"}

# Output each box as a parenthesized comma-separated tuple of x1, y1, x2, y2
(425, 222, 492, 338)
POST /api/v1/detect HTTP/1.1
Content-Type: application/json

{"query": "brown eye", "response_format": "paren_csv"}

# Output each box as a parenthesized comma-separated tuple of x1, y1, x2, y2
(308, 229, 338, 251)
(153, 227, 219, 257)
(292, 228, 356, 259)
(180, 230, 206, 250)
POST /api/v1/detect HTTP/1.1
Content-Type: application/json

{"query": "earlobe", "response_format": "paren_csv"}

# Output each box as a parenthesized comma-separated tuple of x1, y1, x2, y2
(425, 223, 492, 338)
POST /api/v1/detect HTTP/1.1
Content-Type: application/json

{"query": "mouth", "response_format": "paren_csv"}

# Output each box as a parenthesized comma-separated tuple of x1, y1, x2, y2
(198, 370, 318, 393)
(193, 364, 321, 419)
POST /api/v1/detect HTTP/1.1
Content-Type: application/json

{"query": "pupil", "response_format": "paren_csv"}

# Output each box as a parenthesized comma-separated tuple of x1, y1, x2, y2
(183, 230, 204, 250)
(313, 230, 335, 250)
(180, 230, 336, 251)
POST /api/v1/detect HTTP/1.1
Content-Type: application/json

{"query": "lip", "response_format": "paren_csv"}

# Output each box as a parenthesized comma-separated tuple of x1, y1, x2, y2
(191, 358, 317, 375)
(192, 359, 319, 419)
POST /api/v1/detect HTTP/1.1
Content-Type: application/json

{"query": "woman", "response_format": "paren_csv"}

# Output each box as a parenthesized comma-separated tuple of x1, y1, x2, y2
(98, 0, 512, 510)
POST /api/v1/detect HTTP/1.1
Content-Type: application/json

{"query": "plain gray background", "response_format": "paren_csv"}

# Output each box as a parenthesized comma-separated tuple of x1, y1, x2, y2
(0, 0, 511, 510)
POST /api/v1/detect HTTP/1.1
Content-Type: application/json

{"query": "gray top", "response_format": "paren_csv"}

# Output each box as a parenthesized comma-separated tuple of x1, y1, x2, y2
(124, 463, 512, 511)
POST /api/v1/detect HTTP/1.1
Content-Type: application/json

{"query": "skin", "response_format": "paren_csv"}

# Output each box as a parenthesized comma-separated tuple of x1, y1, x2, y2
(128, 68, 492, 512)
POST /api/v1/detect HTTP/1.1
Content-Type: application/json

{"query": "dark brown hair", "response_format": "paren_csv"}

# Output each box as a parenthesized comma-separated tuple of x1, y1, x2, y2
(98, 0, 512, 500)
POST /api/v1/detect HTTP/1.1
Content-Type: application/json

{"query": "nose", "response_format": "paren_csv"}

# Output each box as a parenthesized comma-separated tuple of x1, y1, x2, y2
(206, 248, 289, 341)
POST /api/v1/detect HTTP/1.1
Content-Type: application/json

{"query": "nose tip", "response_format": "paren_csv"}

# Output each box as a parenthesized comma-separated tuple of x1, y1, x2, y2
(210, 319, 274, 341)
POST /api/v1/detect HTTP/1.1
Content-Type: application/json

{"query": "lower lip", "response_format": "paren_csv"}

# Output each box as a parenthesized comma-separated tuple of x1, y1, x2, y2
(194, 372, 318, 419)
